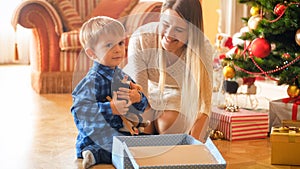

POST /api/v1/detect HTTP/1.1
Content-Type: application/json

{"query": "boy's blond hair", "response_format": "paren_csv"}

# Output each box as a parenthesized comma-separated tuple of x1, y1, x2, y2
(79, 16, 125, 50)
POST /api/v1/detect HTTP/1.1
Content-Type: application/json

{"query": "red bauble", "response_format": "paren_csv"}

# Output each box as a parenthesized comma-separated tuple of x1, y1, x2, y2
(274, 4, 287, 16)
(249, 38, 271, 58)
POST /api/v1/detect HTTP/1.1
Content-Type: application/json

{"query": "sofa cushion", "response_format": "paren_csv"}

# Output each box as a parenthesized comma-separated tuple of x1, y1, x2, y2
(51, 0, 83, 31)
(59, 30, 82, 51)
(86, 0, 139, 21)
(125, 1, 162, 35)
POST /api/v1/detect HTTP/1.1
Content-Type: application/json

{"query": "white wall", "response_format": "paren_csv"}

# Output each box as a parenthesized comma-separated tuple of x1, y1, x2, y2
(202, 0, 220, 44)
(0, 0, 30, 64)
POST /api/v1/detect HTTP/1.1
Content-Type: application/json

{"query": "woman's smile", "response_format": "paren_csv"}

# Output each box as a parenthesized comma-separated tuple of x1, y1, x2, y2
(163, 36, 178, 43)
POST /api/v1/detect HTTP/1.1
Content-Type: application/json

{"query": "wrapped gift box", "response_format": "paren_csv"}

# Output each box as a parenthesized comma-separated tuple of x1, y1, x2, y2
(112, 134, 226, 169)
(270, 127, 300, 165)
(210, 107, 269, 141)
(269, 99, 300, 130)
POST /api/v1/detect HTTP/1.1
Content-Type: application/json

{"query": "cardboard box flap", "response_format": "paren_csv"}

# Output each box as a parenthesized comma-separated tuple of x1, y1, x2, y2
(114, 134, 198, 147)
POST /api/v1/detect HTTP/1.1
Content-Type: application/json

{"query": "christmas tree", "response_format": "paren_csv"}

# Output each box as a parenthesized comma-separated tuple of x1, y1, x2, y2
(222, 0, 300, 98)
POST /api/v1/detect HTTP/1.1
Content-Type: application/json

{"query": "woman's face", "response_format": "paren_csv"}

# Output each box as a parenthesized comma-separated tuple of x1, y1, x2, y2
(159, 9, 188, 55)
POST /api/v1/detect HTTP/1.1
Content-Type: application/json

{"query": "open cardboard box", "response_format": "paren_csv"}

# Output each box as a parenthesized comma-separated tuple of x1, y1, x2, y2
(112, 134, 226, 169)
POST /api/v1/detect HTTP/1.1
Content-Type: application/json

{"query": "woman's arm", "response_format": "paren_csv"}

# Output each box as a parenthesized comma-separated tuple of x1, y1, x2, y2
(190, 113, 209, 143)
(191, 55, 213, 142)
(123, 26, 156, 98)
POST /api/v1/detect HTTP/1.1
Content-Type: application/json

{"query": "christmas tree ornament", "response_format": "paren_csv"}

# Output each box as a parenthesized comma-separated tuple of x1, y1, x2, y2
(250, 6, 260, 16)
(223, 65, 235, 79)
(225, 104, 239, 112)
(242, 77, 256, 86)
(209, 130, 224, 140)
(249, 38, 271, 58)
(274, 4, 287, 16)
(215, 33, 233, 50)
(271, 43, 276, 51)
(287, 85, 300, 98)
(248, 15, 262, 30)
(282, 53, 291, 59)
(226, 46, 242, 59)
(223, 80, 239, 94)
(295, 29, 300, 46)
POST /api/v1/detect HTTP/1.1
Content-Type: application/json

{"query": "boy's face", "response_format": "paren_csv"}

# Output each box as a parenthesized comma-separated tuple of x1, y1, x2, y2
(93, 32, 125, 68)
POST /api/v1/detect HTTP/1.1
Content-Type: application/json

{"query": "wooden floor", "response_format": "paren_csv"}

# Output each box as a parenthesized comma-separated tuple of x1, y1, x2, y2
(0, 65, 299, 169)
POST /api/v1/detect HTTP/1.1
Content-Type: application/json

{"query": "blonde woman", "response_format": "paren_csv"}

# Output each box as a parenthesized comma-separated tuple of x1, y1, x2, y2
(124, 0, 216, 142)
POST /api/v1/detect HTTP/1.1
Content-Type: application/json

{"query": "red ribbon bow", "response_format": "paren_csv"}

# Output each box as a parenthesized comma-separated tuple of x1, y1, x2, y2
(282, 96, 300, 120)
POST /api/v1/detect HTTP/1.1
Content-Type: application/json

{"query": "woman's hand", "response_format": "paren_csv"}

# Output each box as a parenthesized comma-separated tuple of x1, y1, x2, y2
(110, 91, 131, 115)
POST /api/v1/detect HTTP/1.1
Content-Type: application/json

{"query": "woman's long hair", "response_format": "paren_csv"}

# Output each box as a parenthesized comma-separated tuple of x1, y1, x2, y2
(158, 0, 213, 133)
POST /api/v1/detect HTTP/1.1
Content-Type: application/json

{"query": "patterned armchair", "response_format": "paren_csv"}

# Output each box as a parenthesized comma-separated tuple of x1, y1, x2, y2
(11, 0, 162, 93)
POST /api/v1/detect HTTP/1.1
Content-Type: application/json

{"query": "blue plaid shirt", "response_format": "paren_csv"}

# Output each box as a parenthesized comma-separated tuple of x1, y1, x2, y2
(71, 62, 148, 161)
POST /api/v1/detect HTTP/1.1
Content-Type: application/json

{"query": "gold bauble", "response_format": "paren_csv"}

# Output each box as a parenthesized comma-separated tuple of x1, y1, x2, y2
(287, 85, 300, 98)
(295, 29, 300, 46)
(223, 65, 235, 79)
(248, 15, 262, 30)
(250, 6, 260, 16)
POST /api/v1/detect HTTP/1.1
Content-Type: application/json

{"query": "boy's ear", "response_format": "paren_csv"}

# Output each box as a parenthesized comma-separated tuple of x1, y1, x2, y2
(85, 48, 96, 60)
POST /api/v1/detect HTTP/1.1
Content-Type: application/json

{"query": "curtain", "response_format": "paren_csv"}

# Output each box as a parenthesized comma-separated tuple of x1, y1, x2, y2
(219, 0, 249, 36)
(0, 0, 31, 64)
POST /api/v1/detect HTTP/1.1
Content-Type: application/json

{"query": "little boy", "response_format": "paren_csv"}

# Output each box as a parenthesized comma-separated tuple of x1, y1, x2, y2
(71, 16, 148, 168)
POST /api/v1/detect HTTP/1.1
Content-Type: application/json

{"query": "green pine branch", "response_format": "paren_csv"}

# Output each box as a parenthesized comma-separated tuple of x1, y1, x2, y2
(225, 0, 300, 87)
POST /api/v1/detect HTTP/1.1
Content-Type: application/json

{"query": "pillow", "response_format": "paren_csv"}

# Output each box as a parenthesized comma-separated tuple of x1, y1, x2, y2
(125, 1, 162, 34)
(87, 0, 139, 20)
(51, 0, 83, 31)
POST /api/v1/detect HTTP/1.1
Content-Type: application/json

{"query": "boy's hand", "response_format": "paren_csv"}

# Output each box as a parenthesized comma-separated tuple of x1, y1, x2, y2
(110, 92, 131, 115)
(130, 82, 143, 91)
(118, 86, 141, 104)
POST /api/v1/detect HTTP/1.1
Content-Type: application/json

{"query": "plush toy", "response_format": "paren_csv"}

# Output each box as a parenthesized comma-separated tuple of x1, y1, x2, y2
(109, 72, 150, 135)
(118, 110, 150, 135)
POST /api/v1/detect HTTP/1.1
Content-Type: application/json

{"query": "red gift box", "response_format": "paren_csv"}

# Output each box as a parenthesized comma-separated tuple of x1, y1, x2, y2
(210, 107, 269, 141)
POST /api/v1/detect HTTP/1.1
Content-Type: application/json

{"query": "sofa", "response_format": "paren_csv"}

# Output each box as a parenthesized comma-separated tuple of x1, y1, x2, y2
(11, 0, 162, 93)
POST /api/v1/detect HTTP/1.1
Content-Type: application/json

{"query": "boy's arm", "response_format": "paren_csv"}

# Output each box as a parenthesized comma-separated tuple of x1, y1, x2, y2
(106, 96, 136, 135)
(129, 82, 148, 112)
